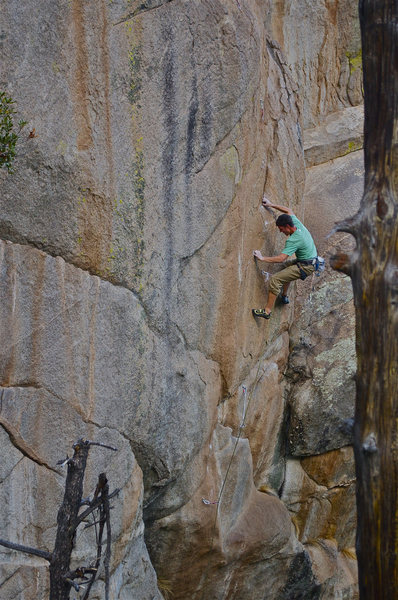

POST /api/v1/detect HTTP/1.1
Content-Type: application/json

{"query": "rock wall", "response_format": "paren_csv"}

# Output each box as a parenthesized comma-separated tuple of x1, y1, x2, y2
(0, 1, 362, 598)
(266, 0, 363, 129)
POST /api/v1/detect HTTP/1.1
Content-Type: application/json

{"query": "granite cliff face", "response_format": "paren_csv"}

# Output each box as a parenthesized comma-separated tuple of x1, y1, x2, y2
(0, 1, 362, 598)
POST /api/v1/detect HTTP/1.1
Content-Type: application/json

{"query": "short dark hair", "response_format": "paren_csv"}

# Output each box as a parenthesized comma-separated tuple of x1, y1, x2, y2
(276, 214, 294, 227)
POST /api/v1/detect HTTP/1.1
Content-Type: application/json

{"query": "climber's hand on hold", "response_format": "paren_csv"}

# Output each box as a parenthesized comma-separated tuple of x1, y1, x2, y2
(253, 250, 264, 261)
(262, 195, 272, 207)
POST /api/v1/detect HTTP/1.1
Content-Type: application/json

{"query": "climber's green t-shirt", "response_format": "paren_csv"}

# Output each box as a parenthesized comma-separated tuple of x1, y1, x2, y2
(281, 215, 317, 260)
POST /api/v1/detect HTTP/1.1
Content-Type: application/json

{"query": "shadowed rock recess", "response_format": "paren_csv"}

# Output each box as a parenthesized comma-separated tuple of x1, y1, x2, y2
(0, 1, 361, 598)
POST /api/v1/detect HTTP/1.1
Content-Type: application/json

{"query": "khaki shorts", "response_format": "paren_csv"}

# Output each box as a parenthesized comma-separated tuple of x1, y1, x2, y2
(269, 263, 315, 295)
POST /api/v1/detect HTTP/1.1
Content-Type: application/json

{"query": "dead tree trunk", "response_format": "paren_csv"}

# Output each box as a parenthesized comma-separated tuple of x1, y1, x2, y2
(0, 438, 118, 600)
(49, 440, 90, 599)
(332, 1, 398, 597)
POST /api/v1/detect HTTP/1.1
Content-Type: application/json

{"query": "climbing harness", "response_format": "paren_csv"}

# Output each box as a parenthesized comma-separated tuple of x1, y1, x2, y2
(307, 257, 326, 307)
(296, 256, 325, 280)
(314, 256, 325, 276)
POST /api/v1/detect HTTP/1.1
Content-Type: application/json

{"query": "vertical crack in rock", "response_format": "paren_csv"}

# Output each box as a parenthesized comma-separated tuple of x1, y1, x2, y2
(266, 39, 294, 110)
(30, 241, 46, 389)
(161, 21, 177, 322)
(87, 277, 100, 421)
(2, 243, 17, 387)
(100, 0, 116, 217)
(71, 0, 93, 151)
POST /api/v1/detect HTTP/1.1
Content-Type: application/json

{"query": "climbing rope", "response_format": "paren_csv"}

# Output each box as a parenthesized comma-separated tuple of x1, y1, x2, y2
(240, 385, 247, 428)
(200, 384, 251, 507)
(198, 361, 263, 598)
(197, 254, 325, 596)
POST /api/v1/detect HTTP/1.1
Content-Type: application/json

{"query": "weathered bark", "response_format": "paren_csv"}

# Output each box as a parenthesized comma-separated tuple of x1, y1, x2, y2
(49, 441, 118, 599)
(332, 1, 398, 597)
(49, 440, 91, 600)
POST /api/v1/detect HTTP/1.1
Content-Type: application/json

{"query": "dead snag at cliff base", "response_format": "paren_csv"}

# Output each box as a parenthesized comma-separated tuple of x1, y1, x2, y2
(0, 438, 119, 600)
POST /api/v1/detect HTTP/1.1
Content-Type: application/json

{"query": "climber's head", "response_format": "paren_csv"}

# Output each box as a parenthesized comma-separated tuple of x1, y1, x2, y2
(276, 214, 296, 236)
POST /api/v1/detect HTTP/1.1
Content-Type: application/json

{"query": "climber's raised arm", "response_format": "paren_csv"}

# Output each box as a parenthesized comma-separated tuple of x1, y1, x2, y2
(262, 195, 293, 215)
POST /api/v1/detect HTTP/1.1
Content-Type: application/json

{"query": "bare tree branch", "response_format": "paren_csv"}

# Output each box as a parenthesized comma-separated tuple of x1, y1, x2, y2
(0, 538, 51, 561)
(86, 441, 118, 452)
(49, 439, 91, 599)
(104, 482, 112, 600)
(75, 488, 120, 527)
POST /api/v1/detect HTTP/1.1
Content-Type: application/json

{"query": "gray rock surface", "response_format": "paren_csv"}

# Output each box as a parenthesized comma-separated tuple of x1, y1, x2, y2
(305, 105, 364, 167)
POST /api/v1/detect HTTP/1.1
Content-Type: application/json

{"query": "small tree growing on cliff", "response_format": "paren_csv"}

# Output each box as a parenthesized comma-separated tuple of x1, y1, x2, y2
(0, 439, 119, 600)
(0, 92, 27, 173)
(331, 1, 398, 598)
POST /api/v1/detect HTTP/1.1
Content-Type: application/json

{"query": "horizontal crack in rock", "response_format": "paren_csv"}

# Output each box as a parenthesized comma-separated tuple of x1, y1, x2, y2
(113, 0, 175, 26)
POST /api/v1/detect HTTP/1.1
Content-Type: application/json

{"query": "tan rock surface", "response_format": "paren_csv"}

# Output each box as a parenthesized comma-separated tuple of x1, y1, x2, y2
(267, 0, 362, 128)
(218, 332, 290, 493)
(306, 540, 358, 599)
(282, 449, 357, 596)
(146, 424, 310, 600)
(0, 0, 362, 598)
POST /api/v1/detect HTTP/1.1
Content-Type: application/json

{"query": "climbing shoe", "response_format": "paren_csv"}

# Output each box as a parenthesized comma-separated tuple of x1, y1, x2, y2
(252, 308, 271, 319)
(281, 294, 289, 304)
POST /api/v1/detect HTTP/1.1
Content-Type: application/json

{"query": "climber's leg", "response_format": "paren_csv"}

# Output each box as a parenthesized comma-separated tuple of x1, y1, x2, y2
(265, 291, 277, 314)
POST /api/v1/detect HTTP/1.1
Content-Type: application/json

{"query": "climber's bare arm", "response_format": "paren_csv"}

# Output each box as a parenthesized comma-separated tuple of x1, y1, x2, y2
(253, 251, 288, 263)
(262, 196, 293, 215)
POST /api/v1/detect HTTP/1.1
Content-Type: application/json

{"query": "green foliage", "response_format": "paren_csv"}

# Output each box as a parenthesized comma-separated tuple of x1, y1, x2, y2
(346, 49, 363, 74)
(0, 92, 27, 173)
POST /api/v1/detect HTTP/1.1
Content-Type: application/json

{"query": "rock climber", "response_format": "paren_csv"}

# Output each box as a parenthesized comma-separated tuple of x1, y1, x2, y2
(252, 196, 318, 319)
